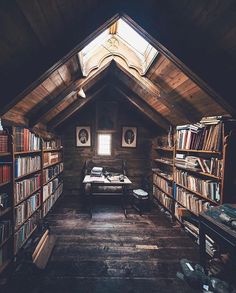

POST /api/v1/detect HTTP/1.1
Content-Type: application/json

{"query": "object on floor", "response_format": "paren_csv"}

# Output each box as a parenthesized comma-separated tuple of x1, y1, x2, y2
(132, 188, 149, 215)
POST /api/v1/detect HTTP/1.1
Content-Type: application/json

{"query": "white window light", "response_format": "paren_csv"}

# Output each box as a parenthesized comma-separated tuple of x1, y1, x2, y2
(97, 134, 112, 156)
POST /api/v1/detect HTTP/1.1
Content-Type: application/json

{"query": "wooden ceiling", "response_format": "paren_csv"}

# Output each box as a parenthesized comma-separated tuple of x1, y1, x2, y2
(0, 1, 236, 133)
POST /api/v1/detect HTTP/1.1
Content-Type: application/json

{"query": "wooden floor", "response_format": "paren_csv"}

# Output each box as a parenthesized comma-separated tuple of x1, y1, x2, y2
(7, 194, 200, 292)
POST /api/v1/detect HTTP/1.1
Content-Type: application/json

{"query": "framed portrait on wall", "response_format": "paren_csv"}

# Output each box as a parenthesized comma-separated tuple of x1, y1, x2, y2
(76, 126, 91, 147)
(122, 127, 137, 148)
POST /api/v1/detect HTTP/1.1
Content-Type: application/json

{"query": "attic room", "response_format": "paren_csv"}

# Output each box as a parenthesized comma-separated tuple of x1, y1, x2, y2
(1, 1, 236, 293)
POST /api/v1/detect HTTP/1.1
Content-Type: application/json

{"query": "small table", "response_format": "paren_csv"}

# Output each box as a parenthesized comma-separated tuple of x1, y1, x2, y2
(199, 206, 236, 270)
(83, 175, 132, 218)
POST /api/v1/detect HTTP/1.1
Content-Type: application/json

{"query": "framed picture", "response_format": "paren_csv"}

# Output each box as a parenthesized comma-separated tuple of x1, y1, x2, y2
(76, 126, 91, 147)
(122, 127, 137, 148)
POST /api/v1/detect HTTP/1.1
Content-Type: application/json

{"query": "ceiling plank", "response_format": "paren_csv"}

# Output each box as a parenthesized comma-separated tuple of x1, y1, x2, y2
(112, 82, 170, 131)
(28, 62, 111, 127)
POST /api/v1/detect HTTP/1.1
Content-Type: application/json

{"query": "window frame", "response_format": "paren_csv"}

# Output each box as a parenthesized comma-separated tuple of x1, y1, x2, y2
(97, 132, 112, 156)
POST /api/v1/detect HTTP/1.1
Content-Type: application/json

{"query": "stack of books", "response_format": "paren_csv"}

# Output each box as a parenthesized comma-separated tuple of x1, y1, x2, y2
(43, 162, 63, 184)
(15, 155, 41, 178)
(91, 167, 103, 177)
(15, 174, 41, 204)
(153, 173, 173, 195)
(43, 138, 62, 150)
(43, 152, 62, 167)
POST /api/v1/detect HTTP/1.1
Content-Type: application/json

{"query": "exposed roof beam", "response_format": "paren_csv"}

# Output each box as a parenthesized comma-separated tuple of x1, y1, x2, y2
(111, 61, 199, 122)
(47, 81, 107, 130)
(28, 62, 111, 127)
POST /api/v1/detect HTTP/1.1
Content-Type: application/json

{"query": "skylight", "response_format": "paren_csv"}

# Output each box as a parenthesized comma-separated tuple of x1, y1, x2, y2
(78, 18, 158, 77)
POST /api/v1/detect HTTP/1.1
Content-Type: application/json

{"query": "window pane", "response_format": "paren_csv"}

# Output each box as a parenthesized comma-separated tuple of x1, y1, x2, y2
(98, 134, 111, 155)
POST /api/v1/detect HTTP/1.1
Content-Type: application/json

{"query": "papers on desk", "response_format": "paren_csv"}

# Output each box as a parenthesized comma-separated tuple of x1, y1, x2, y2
(83, 175, 105, 183)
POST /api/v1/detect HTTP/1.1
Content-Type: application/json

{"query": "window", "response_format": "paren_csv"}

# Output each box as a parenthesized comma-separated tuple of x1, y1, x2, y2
(97, 133, 112, 156)
(78, 17, 158, 76)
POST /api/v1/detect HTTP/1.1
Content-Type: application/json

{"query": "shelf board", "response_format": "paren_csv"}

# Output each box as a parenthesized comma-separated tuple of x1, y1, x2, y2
(0, 207, 12, 217)
(176, 149, 221, 155)
(0, 152, 11, 157)
(14, 187, 41, 207)
(14, 225, 37, 255)
(155, 147, 174, 152)
(0, 234, 12, 249)
(154, 159, 173, 167)
(43, 171, 63, 186)
(15, 150, 41, 155)
(43, 147, 63, 152)
(0, 258, 12, 274)
(43, 160, 62, 169)
(174, 199, 199, 217)
(0, 180, 11, 187)
(174, 164, 221, 180)
(175, 182, 219, 205)
(14, 206, 41, 233)
(152, 170, 173, 182)
(153, 197, 173, 214)
(153, 183, 173, 198)
(15, 169, 41, 181)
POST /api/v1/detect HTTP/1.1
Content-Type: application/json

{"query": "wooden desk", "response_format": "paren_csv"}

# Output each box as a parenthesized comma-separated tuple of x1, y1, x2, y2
(83, 175, 132, 218)
(199, 207, 236, 270)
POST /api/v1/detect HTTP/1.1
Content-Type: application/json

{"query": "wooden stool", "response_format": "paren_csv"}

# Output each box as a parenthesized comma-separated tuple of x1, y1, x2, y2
(132, 189, 149, 215)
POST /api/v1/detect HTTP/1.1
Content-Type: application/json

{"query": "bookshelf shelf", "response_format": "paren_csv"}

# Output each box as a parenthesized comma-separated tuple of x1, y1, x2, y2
(0, 234, 12, 249)
(43, 171, 63, 186)
(154, 158, 173, 166)
(43, 147, 63, 152)
(176, 149, 221, 155)
(15, 150, 41, 155)
(0, 259, 11, 274)
(0, 207, 12, 217)
(0, 180, 11, 187)
(14, 225, 37, 255)
(14, 186, 41, 207)
(14, 206, 41, 232)
(174, 164, 221, 180)
(0, 152, 11, 157)
(43, 160, 63, 169)
(152, 170, 173, 182)
(15, 168, 41, 181)
(153, 183, 173, 198)
(175, 182, 219, 205)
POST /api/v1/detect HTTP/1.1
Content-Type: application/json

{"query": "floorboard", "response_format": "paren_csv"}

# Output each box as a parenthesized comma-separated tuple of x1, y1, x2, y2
(5, 194, 200, 292)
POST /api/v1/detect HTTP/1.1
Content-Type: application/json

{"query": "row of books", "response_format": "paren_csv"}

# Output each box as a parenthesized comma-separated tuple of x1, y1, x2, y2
(15, 127, 40, 152)
(0, 134, 9, 153)
(43, 162, 63, 184)
(175, 154, 222, 177)
(0, 193, 9, 210)
(174, 186, 212, 215)
(43, 151, 62, 167)
(14, 211, 40, 253)
(153, 185, 173, 211)
(43, 183, 63, 217)
(153, 173, 173, 195)
(43, 177, 62, 202)
(0, 165, 11, 184)
(0, 220, 11, 245)
(43, 138, 62, 150)
(15, 192, 40, 228)
(15, 174, 41, 204)
(175, 170, 220, 202)
(15, 155, 41, 178)
(176, 121, 223, 152)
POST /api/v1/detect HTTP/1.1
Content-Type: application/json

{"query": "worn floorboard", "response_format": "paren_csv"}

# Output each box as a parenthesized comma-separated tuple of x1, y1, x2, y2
(6, 194, 200, 292)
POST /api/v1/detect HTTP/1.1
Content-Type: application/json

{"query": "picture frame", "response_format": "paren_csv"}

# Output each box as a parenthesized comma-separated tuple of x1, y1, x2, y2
(76, 126, 91, 147)
(121, 127, 137, 148)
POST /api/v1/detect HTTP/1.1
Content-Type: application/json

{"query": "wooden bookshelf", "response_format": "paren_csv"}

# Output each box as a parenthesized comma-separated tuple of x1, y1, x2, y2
(153, 182, 173, 198)
(176, 149, 221, 155)
(0, 126, 64, 272)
